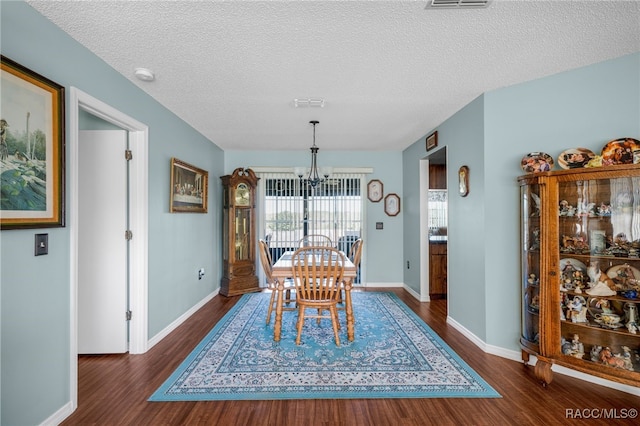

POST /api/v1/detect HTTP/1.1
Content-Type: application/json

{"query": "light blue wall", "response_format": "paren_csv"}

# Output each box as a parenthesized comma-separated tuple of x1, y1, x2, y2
(1, 3, 224, 425)
(483, 51, 640, 349)
(402, 52, 640, 353)
(402, 95, 487, 339)
(225, 150, 404, 283)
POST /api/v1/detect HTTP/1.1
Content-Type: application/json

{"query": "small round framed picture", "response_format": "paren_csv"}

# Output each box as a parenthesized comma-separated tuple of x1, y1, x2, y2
(458, 165, 469, 197)
(384, 193, 400, 216)
(367, 179, 384, 202)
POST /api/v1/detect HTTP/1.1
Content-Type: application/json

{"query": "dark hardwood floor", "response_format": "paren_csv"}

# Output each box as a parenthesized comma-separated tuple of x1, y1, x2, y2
(62, 288, 639, 425)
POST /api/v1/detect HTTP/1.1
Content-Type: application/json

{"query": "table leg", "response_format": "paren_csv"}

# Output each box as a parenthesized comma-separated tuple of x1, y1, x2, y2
(344, 278, 355, 341)
(274, 278, 284, 342)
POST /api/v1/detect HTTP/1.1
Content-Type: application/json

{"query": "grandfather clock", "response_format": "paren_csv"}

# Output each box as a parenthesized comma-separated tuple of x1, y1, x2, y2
(220, 167, 260, 296)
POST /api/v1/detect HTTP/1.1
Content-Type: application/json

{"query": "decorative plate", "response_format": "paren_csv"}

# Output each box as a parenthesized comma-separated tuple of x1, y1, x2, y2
(557, 148, 595, 169)
(600, 137, 640, 166)
(521, 152, 553, 173)
(559, 258, 587, 275)
(559, 258, 587, 290)
(605, 263, 640, 285)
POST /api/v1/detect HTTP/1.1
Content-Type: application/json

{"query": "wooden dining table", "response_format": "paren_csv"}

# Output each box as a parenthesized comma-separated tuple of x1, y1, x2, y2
(271, 250, 357, 342)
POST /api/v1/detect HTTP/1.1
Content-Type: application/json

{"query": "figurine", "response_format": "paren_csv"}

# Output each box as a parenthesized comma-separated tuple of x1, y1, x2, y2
(595, 298, 614, 314)
(598, 347, 627, 369)
(586, 276, 617, 296)
(570, 334, 585, 359)
(590, 345, 602, 362)
(624, 302, 638, 330)
(587, 261, 601, 288)
(620, 346, 634, 371)
(627, 322, 638, 334)
(529, 295, 540, 311)
(577, 201, 596, 217)
(561, 334, 584, 359)
(566, 296, 588, 323)
(598, 202, 611, 215)
(530, 193, 541, 217)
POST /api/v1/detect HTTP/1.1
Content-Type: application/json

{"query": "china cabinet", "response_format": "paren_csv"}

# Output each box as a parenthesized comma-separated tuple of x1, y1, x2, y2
(519, 164, 640, 387)
(220, 167, 260, 296)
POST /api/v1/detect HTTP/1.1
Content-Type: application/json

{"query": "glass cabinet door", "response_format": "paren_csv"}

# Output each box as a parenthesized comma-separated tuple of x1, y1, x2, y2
(521, 182, 541, 351)
(234, 208, 251, 261)
(557, 177, 639, 373)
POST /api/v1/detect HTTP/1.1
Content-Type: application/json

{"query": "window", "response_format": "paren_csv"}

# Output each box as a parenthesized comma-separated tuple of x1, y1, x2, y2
(257, 171, 365, 283)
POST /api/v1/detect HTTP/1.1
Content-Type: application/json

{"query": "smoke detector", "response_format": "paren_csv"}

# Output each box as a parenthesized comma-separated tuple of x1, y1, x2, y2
(134, 67, 155, 82)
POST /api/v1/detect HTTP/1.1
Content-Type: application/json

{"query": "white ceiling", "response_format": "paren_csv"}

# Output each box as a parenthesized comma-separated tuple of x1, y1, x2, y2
(27, 0, 640, 152)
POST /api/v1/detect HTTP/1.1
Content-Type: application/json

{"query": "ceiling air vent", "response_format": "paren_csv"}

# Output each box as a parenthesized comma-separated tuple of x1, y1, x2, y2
(426, 0, 492, 9)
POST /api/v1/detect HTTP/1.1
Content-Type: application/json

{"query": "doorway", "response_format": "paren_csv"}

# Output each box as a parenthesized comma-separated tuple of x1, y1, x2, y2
(69, 87, 149, 410)
(420, 147, 448, 304)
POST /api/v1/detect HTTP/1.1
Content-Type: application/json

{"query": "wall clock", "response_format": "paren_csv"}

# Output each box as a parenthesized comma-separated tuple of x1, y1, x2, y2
(367, 179, 384, 202)
(384, 193, 400, 216)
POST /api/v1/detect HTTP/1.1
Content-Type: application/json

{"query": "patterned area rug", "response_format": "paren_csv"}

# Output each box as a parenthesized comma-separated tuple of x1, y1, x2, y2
(149, 292, 500, 401)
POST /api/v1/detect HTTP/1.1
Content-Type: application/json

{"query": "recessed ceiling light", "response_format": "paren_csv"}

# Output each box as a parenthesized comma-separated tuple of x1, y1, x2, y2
(134, 67, 155, 82)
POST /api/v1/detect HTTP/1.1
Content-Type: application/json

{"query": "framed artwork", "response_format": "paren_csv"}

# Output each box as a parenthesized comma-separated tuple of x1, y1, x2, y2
(367, 179, 384, 202)
(170, 157, 208, 213)
(458, 165, 469, 197)
(384, 193, 400, 216)
(1, 56, 65, 229)
(426, 131, 438, 151)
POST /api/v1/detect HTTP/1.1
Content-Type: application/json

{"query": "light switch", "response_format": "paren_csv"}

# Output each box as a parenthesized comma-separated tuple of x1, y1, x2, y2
(35, 233, 48, 256)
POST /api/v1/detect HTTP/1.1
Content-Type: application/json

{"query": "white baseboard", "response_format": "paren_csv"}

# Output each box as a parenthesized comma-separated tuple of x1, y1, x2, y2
(446, 315, 640, 396)
(40, 401, 74, 426)
(147, 289, 218, 350)
(363, 281, 404, 288)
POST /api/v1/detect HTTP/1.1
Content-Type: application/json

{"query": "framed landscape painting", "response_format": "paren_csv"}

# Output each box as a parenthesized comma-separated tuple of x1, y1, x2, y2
(1, 56, 65, 229)
(170, 158, 208, 213)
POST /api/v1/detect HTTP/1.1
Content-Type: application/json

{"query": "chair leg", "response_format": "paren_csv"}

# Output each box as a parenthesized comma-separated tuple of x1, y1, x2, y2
(296, 306, 305, 345)
(266, 289, 276, 325)
(330, 306, 340, 346)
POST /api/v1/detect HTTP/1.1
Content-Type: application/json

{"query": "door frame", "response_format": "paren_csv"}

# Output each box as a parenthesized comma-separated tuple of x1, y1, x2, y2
(419, 157, 430, 301)
(420, 148, 448, 302)
(69, 87, 149, 410)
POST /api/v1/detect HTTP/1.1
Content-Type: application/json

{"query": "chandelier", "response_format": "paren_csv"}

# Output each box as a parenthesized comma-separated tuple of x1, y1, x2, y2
(294, 120, 332, 188)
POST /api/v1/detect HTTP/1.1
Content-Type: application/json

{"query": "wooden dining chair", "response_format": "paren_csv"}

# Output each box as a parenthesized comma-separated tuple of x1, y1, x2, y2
(290, 246, 345, 346)
(298, 234, 333, 247)
(337, 238, 362, 305)
(259, 239, 295, 325)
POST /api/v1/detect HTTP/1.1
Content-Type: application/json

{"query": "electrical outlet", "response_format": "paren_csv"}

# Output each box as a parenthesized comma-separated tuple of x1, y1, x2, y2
(198, 268, 205, 280)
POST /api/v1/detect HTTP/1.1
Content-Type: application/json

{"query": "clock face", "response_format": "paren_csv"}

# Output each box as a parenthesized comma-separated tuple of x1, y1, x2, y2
(235, 183, 250, 206)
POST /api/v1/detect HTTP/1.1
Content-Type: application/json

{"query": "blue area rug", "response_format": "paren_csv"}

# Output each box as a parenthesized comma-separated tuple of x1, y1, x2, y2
(149, 292, 500, 401)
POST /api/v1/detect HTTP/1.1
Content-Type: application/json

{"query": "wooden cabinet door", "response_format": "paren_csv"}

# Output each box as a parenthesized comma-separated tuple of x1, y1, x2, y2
(429, 243, 447, 298)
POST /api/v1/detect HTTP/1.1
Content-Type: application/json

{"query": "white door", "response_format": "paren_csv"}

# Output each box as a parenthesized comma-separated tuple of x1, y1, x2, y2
(78, 130, 128, 354)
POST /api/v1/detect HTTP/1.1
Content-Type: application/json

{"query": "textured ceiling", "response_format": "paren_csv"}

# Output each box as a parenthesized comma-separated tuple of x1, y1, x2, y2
(27, 1, 640, 151)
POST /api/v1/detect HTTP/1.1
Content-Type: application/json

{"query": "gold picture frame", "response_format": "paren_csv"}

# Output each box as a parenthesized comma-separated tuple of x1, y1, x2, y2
(1, 55, 65, 229)
(170, 158, 208, 213)
(426, 131, 438, 151)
